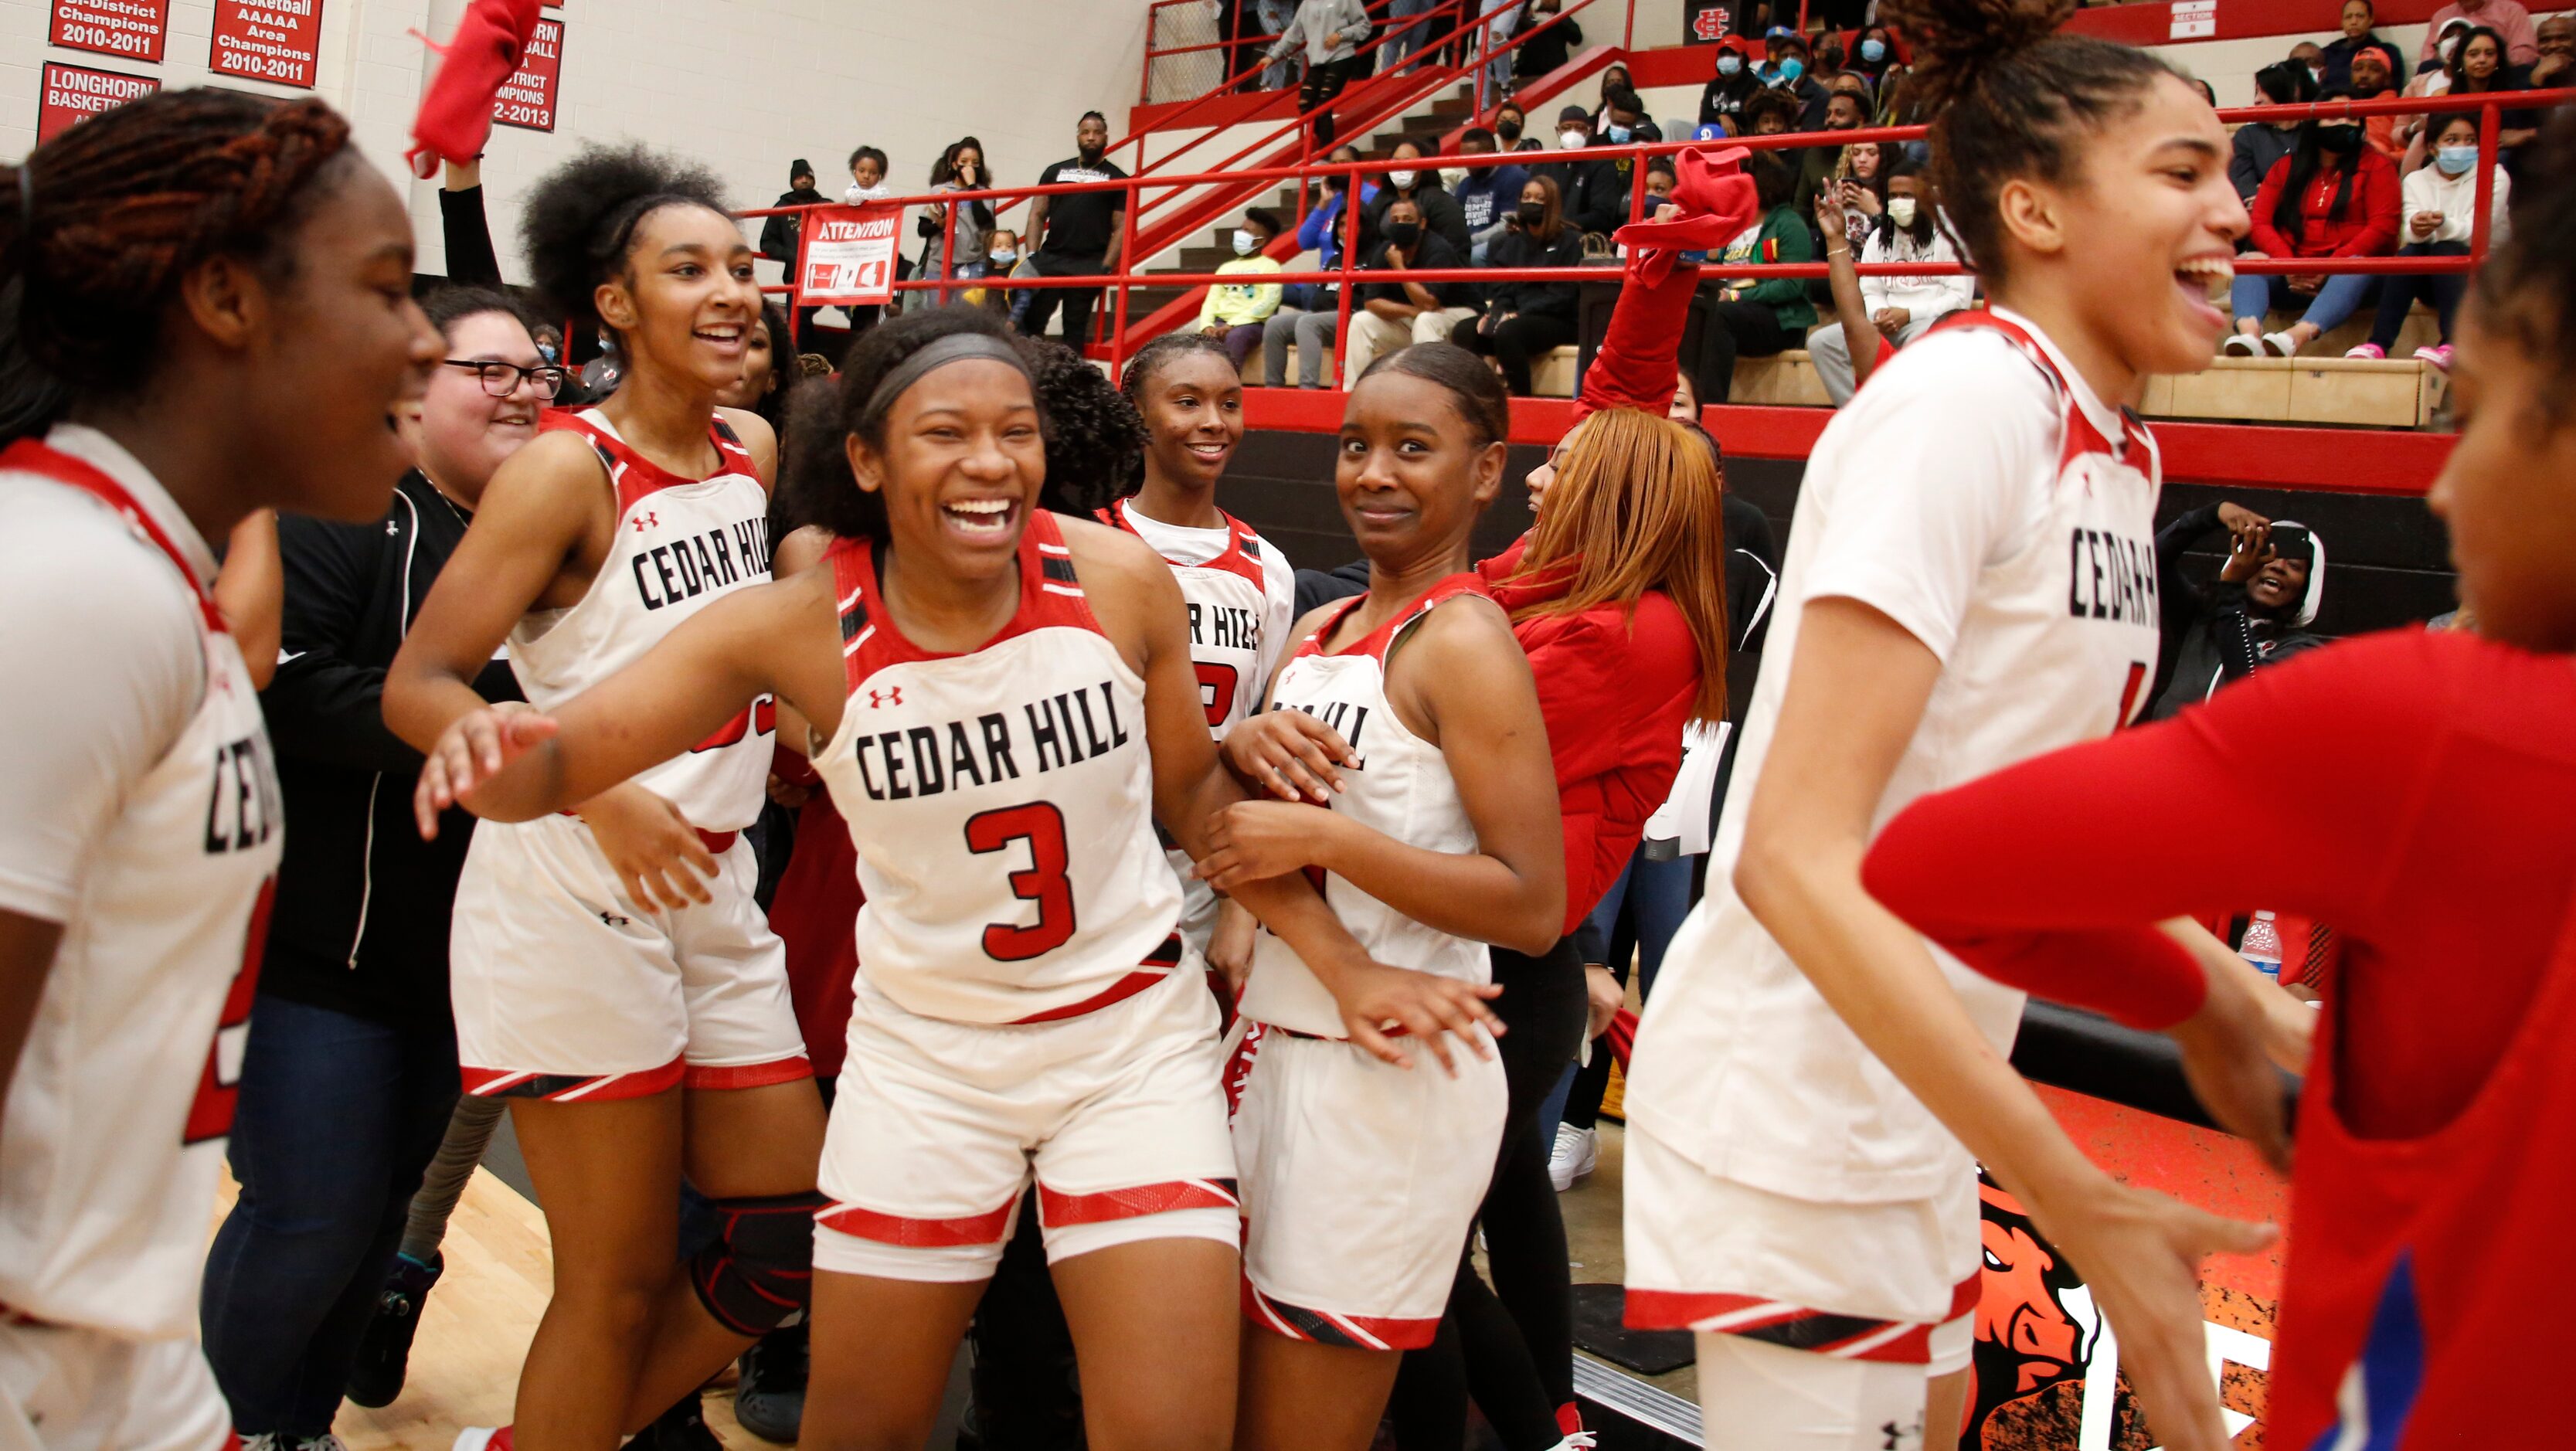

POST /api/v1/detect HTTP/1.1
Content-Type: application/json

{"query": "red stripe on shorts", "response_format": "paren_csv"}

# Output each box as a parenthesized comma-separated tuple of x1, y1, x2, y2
(1036, 1177, 1240, 1227)
(460, 1057, 686, 1102)
(817, 1198, 1018, 1248)
(1241, 1278, 1439, 1351)
(1623, 1269, 1984, 1364)
(683, 1055, 814, 1090)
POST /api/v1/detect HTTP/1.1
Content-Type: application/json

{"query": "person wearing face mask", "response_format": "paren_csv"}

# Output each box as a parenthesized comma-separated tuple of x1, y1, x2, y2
(1701, 36, 1764, 127)
(2348, 111, 2511, 367)
(1197, 208, 1289, 372)
(1449, 127, 1532, 260)
(970, 227, 1025, 320)
(1453, 175, 1584, 395)
(912, 137, 997, 311)
(1494, 100, 1542, 152)
(1266, 153, 1379, 388)
(1589, 63, 1636, 131)
(2233, 61, 2317, 206)
(2226, 91, 2400, 358)
(2290, 39, 2330, 90)
(1759, 28, 1831, 130)
(199, 287, 546, 1446)
(1342, 197, 1483, 386)
(1529, 105, 1592, 212)
(1804, 155, 1969, 406)
(1851, 25, 1901, 86)
(1364, 138, 1473, 253)
(1570, 87, 1664, 236)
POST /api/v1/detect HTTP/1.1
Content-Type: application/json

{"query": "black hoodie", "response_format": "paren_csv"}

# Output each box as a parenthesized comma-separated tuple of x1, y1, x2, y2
(762, 185, 828, 266)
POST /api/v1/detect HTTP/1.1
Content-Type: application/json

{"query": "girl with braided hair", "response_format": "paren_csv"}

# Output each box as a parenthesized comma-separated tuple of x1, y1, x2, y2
(1618, 2, 2297, 1446)
(382, 143, 827, 1449)
(0, 88, 437, 1445)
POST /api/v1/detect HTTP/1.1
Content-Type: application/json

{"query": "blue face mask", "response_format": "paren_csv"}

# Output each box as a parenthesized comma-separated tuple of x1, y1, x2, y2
(1605, 123, 1633, 144)
(1779, 56, 1806, 82)
(2435, 144, 2478, 175)
(1717, 54, 1742, 76)
(1860, 38, 1886, 62)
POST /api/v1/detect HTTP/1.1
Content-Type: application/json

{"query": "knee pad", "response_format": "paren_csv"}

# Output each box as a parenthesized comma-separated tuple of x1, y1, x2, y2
(688, 1190, 828, 1336)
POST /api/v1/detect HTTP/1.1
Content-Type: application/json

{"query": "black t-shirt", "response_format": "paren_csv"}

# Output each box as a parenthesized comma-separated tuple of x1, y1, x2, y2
(1035, 155, 1131, 260)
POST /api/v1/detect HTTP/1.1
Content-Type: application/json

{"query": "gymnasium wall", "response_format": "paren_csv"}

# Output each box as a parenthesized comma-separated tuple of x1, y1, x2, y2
(2, 0, 1150, 284)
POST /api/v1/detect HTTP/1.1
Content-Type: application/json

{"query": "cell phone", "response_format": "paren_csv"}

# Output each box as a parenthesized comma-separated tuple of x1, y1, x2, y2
(2268, 524, 2312, 558)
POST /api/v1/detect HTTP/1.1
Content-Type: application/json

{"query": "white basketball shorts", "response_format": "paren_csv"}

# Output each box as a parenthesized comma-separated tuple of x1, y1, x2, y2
(0, 1321, 231, 1451)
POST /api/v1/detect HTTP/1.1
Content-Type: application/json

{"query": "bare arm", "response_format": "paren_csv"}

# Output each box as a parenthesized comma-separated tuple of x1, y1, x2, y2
(1735, 596, 2270, 1451)
(216, 509, 282, 692)
(1813, 194, 1880, 393)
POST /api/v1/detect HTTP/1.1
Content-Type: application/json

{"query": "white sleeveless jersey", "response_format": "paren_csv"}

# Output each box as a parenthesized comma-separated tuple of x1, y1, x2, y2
(811, 511, 1186, 1025)
(1626, 308, 2164, 1205)
(1239, 576, 1493, 1039)
(0, 438, 280, 1339)
(1101, 498, 1296, 734)
(507, 409, 775, 832)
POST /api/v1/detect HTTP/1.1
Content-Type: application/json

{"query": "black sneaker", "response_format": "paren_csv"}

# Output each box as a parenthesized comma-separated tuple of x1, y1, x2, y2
(344, 1252, 442, 1409)
(632, 1393, 725, 1450)
(730, 1322, 808, 1445)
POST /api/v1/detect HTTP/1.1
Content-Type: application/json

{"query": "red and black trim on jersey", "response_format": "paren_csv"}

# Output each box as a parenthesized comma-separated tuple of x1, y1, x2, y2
(828, 510, 1109, 693)
(818, 1174, 1239, 1248)
(1, 438, 226, 634)
(540, 407, 760, 520)
(1243, 1279, 1441, 1351)
(1624, 1272, 1983, 1363)
(1925, 311, 2160, 478)
(1296, 572, 1492, 667)
(1099, 497, 1270, 593)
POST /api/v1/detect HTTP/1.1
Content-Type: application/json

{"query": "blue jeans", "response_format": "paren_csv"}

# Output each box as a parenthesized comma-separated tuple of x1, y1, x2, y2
(2231, 270, 2377, 334)
(1385, 0, 1436, 71)
(1537, 848, 1698, 1140)
(201, 993, 460, 1436)
(1257, 0, 1297, 88)
(1479, 0, 1522, 98)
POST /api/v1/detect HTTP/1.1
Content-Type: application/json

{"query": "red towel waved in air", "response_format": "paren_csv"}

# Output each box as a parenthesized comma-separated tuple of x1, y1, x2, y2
(404, 0, 544, 178)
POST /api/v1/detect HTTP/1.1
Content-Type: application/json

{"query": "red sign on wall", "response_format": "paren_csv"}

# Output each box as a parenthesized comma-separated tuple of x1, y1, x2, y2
(209, 0, 321, 89)
(493, 17, 562, 132)
(49, 0, 169, 63)
(37, 61, 160, 143)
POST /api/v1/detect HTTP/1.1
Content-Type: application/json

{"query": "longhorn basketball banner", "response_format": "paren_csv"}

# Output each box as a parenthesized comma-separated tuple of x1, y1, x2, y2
(36, 61, 158, 143)
(797, 204, 905, 308)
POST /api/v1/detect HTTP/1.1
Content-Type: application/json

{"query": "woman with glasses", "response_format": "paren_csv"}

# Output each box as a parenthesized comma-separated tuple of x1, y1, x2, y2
(197, 284, 555, 1450)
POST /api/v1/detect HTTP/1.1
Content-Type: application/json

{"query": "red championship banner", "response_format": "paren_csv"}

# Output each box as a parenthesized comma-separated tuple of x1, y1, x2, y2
(493, 16, 562, 132)
(209, 0, 321, 89)
(36, 61, 159, 143)
(797, 204, 904, 308)
(49, 0, 170, 63)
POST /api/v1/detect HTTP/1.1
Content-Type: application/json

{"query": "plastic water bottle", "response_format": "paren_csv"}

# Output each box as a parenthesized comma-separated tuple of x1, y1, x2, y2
(2241, 911, 2284, 980)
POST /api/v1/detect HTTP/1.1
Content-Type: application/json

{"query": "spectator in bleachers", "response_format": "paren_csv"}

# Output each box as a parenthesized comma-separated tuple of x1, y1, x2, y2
(1740, 87, 1801, 138)
(1759, 28, 1831, 130)
(2396, 17, 2477, 160)
(2348, 112, 2511, 365)
(2421, 0, 2540, 65)
(1805, 154, 1969, 406)
(2291, 39, 2330, 90)
(1691, 152, 1813, 403)
(762, 159, 827, 348)
(839, 145, 895, 342)
(2443, 28, 2546, 165)
(1018, 111, 1129, 348)
(1198, 207, 1288, 372)
(1263, 152, 1375, 389)
(974, 227, 1022, 319)
(1448, 127, 1531, 257)
(1645, 156, 1679, 203)
(1294, 147, 1378, 297)
(913, 137, 995, 309)
(2237, 62, 2319, 206)
(1266, 0, 1371, 150)
(1851, 23, 1902, 90)
(1364, 138, 1473, 252)
(1793, 88, 1871, 220)
(2322, 0, 2396, 87)
(1513, 0, 1582, 86)
(1342, 196, 1482, 384)
(1701, 36, 1762, 130)
(1568, 88, 1664, 235)
(1494, 99, 1540, 151)
(2145, 506, 2330, 719)
(1452, 174, 1582, 395)
(1259, 0, 1300, 90)
(2346, 45, 2408, 161)
(2536, 13, 2574, 87)
(1531, 105, 1592, 209)
(2227, 95, 2401, 357)
(1589, 63, 1638, 130)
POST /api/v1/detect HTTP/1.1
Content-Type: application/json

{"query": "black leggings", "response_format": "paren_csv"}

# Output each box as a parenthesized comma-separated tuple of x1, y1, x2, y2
(1450, 311, 1579, 397)
(1390, 935, 1589, 1451)
(1301, 56, 1361, 151)
(2367, 240, 2470, 348)
(1694, 295, 1794, 403)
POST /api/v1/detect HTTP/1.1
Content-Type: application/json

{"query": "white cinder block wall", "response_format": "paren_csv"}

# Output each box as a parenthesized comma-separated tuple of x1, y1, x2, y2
(3, 0, 1150, 284)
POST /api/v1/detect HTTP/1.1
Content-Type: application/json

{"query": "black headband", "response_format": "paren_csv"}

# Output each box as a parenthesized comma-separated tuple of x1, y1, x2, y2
(858, 333, 1032, 433)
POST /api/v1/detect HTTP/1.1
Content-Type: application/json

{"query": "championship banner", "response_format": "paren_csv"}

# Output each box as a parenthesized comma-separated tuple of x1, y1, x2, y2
(209, 0, 321, 88)
(1683, 1, 1734, 44)
(37, 61, 158, 143)
(493, 16, 562, 132)
(49, 0, 169, 64)
(797, 203, 904, 308)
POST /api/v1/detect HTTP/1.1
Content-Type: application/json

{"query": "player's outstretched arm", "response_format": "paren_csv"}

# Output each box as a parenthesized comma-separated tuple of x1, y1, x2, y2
(1735, 595, 2270, 1451)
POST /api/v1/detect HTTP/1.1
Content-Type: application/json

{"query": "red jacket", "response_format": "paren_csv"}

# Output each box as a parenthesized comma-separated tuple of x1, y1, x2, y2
(2250, 148, 2401, 260)
(1479, 542, 1704, 934)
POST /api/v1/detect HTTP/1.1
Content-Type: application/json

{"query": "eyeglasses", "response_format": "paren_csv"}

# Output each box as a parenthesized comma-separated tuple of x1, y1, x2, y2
(443, 359, 568, 400)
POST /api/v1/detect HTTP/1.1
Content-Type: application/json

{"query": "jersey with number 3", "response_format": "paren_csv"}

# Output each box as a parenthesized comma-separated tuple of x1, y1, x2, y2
(0, 437, 281, 1339)
(1625, 307, 2164, 1205)
(811, 511, 1184, 1026)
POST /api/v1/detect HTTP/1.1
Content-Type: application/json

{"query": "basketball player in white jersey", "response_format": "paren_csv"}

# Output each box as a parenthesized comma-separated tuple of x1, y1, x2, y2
(0, 91, 438, 1446)
(382, 146, 825, 1446)
(1111, 333, 1297, 973)
(1193, 345, 1565, 1451)
(406, 306, 1501, 1451)
(1619, 6, 2283, 1446)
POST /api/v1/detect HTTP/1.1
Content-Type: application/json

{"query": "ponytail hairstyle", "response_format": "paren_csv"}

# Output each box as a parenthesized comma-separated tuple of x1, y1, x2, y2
(1019, 332, 1142, 515)
(1882, 0, 2175, 285)
(1, 89, 353, 445)
(1358, 342, 1511, 450)
(1501, 409, 1730, 724)
(1116, 331, 1235, 495)
(519, 143, 730, 346)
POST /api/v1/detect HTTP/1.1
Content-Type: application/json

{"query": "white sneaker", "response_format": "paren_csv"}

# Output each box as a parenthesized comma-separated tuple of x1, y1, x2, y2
(2221, 333, 2259, 357)
(1548, 1123, 1598, 1191)
(2262, 329, 2301, 358)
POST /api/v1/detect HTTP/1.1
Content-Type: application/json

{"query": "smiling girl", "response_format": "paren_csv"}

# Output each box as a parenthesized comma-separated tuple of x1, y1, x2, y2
(1618, 0, 2282, 1445)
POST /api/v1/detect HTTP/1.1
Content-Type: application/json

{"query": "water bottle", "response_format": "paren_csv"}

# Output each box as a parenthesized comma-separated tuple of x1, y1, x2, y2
(2241, 910, 2284, 980)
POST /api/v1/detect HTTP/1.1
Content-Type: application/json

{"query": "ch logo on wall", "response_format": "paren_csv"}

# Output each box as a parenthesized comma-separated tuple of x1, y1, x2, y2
(1684, 2, 1732, 43)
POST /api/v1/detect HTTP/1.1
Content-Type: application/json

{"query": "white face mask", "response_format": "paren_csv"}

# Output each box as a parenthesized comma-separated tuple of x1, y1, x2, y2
(1388, 168, 1419, 189)
(1886, 196, 1918, 227)
(1232, 229, 1259, 256)
(1441, 166, 1470, 189)
(1558, 128, 1588, 149)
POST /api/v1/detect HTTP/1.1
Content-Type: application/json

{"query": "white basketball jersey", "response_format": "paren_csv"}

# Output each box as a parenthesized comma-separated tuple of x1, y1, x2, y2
(811, 511, 1186, 1026)
(1626, 308, 2164, 1206)
(1239, 576, 1494, 1039)
(0, 439, 280, 1339)
(507, 409, 775, 832)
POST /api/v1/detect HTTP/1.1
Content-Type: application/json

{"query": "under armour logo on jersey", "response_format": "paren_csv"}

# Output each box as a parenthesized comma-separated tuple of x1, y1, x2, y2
(386, 519, 400, 536)
(632, 511, 660, 532)
(600, 911, 632, 927)
(868, 686, 903, 709)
